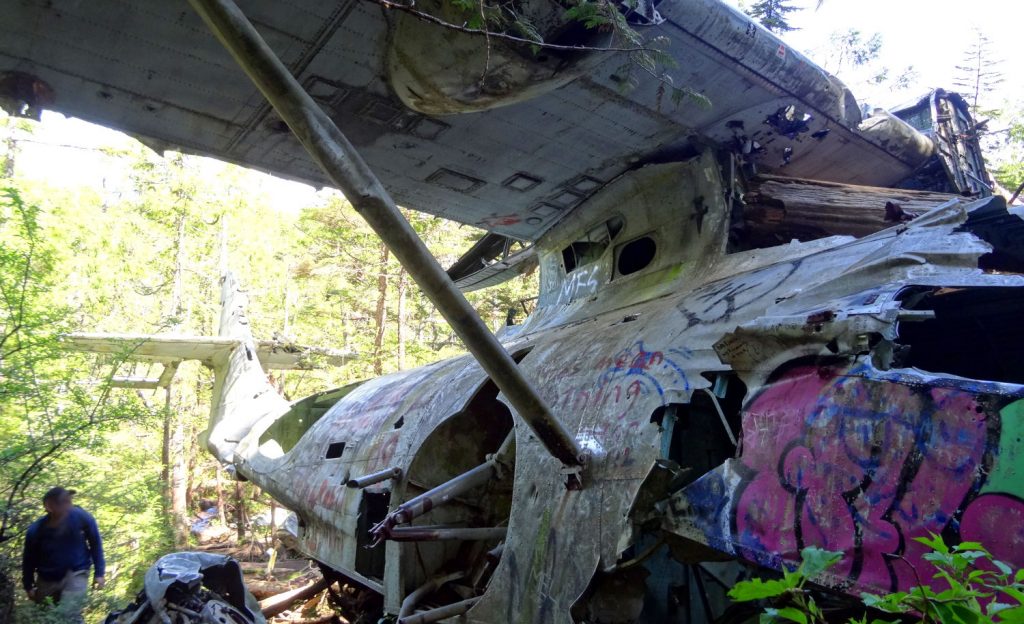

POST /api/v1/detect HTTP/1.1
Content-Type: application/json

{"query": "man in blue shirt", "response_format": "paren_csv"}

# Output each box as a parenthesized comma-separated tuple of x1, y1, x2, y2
(22, 487, 105, 622)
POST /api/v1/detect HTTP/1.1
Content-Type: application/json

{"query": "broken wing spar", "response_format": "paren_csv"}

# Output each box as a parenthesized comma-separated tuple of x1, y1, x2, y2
(185, 0, 584, 474)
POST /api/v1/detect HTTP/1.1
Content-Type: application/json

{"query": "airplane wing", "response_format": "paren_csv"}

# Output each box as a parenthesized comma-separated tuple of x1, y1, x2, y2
(1, 0, 935, 242)
(63, 332, 356, 388)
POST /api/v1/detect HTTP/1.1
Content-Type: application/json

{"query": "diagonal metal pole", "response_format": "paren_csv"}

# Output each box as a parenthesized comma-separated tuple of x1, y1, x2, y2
(187, 0, 584, 475)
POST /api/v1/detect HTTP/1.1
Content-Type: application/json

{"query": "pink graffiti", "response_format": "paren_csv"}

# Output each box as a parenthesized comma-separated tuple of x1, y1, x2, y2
(734, 363, 996, 593)
(960, 494, 1024, 566)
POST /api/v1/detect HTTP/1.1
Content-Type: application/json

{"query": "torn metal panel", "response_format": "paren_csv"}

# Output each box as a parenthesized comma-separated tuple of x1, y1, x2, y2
(105, 552, 265, 623)
(892, 90, 993, 195)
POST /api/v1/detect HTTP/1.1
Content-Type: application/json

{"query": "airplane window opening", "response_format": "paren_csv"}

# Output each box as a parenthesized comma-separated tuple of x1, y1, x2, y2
(562, 241, 605, 273)
(325, 441, 347, 459)
(355, 491, 391, 580)
(894, 287, 1024, 384)
(561, 217, 624, 273)
(617, 236, 657, 276)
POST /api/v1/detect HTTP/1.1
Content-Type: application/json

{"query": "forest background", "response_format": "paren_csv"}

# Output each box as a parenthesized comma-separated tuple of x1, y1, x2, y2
(0, 114, 538, 620)
(1, 0, 1023, 621)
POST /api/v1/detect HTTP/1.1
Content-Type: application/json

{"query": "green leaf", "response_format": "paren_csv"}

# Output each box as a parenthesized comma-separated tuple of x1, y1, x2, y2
(797, 547, 843, 579)
(767, 606, 809, 624)
(995, 605, 1024, 623)
(998, 586, 1024, 604)
(728, 578, 792, 601)
(861, 591, 909, 613)
(915, 532, 950, 555)
(959, 550, 991, 564)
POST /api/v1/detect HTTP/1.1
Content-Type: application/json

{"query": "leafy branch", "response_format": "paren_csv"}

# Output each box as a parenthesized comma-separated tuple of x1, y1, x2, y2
(728, 536, 1024, 624)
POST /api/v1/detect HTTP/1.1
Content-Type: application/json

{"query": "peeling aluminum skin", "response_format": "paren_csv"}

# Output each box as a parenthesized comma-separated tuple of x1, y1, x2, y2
(204, 151, 1024, 622)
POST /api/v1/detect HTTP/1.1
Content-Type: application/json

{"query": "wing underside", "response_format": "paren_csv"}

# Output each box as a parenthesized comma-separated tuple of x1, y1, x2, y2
(1, 0, 933, 241)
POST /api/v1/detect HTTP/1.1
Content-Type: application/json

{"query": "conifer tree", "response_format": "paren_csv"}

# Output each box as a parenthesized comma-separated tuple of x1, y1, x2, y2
(746, 0, 800, 34)
(954, 29, 1004, 115)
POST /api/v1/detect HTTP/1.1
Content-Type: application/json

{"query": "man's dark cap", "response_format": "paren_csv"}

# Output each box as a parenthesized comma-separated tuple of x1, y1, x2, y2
(42, 487, 76, 502)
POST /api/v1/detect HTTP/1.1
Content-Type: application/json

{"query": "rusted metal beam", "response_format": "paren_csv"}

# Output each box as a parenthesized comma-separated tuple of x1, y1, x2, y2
(387, 526, 508, 541)
(393, 460, 496, 526)
(346, 467, 402, 489)
(398, 597, 481, 624)
(186, 0, 583, 476)
(399, 571, 465, 619)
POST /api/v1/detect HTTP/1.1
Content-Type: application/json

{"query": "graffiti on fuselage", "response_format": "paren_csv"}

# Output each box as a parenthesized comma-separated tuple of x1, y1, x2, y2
(677, 361, 1024, 594)
(546, 341, 691, 468)
(677, 258, 803, 328)
(558, 264, 603, 305)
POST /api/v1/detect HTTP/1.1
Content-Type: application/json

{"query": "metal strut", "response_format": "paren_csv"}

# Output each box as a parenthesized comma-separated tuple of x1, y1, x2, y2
(187, 0, 584, 478)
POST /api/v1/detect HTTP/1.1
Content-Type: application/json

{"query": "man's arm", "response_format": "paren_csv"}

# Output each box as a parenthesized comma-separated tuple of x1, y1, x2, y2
(82, 510, 105, 582)
(21, 526, 36, 595)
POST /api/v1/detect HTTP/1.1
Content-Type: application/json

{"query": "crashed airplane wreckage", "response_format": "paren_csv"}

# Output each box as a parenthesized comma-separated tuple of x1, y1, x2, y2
(6, 0, 1023, 621)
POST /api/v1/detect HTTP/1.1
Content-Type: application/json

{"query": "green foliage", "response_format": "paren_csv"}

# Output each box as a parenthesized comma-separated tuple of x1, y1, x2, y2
(861, 534, 1024, 623)
(0, 187, 150, 540)
(729, 547, 842, 624)
(0, 182, 161, 621)
(745, 0, 801, 34)
(988, 108, 1024, 196)
(0, 109, 541, 619)
(730, 537, 1024, 624)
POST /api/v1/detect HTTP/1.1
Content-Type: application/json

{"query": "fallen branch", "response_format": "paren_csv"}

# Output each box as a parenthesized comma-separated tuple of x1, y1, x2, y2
(260, 578, 330, 618)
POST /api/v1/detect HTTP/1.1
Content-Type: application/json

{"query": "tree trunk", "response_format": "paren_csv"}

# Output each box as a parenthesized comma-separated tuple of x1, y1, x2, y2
(396, 268, 407, 371)
(185, 421, 198, 513)
(235, 480, 247, 542)
(259, 578, 330, 618)
(170, 402, 188, 545)
(216, 465, 226, 526)
(2, 134, 16, 179)
(165, 214, 189, 546)
(372, 244, 389, 376)
(741, 174, 963, 246)
(162, 388, 172, 488)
